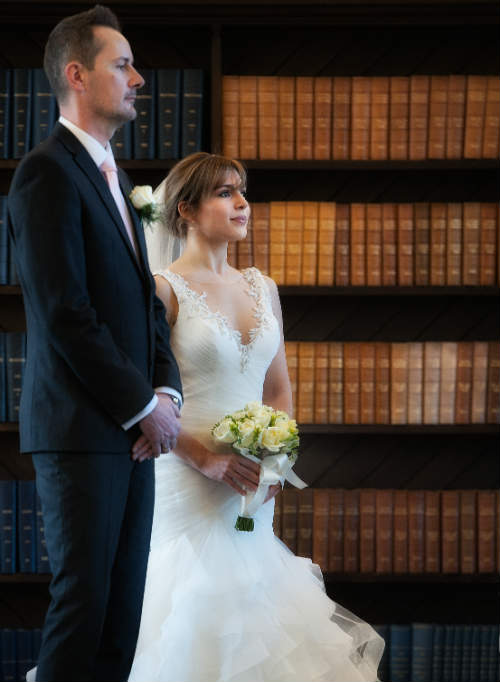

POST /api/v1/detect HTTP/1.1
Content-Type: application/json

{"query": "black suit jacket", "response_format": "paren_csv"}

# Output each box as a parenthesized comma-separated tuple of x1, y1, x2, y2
(8, 122, 182, 453)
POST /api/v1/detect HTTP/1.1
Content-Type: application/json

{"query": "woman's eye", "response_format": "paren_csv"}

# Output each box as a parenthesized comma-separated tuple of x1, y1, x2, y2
(219, 190, 230, 198)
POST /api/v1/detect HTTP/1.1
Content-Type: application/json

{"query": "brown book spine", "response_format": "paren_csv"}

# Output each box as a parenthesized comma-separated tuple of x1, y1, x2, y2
(278, 76, 295, 160)
(439, 342, 458, 424)
(430, 203, 447, 286)
(366, 203, 382, 286)
(295, 76, 313, 160)
(464, 75, 487, 159)
(312, 489, 330, 571)
(391, 343, 409, 424)
(222, 75, 240, 157)
(423, 342, 441, 424)
(351, 77, 371, 160)
(328, 489, 344, 572)
(479, 202, 498, 286)
(281, 488, 298, 554)
(375, 342, 391, 424)
(376, 489, 394, 574)
(397, 203, 414, 286)
(424, 490, 441, 573)
(273, 489, 282, 538)
(463, 202, 481, 285)
(285, 201, 303, 285)
(471, 341, 488, 423)
(409, 75, 429, 160)
(359, 489, 376, 572)
(350, 203, 366, 286)
(285, 341, 298, 417)
(408, 342, 424, 425)
(332, 76, 351, 160)
(343, 489, 360, 572)
(257, 76, 279, 159)
(446, 74, 466, 160)
(297, 342, 315, 424)
(446, 203, 463, 286)
(237, 207, 253, 270)
(314, 77, 332, 160)
(227, 239, 237, 267)
(301, 201, 319, 286)
(482, 76, 500, 159)
(328, 342, 344, 424)
(389, 76, 409, 160)
(314, 342, 329, 424)
(335, 204, 350, 286)
(393, 489, 408, 574)
(317, 202, 335, 286)
(251, 203, 270, 276)
(297, 488, 313, 559)
(441, 490, 460, 574)
(427, 75, 448, 159)
(414, 202, 430, 285)
(382, 203, 397, 286)
(269, 201, 286, 284)
(455, 342, 474, 424)
(239, 75, 258, 158)
(460, 490, 477, 574)
(360, 343, 376, 424)
(408, 490, 425, 574)
(477, 490, 496, 573)
(370, 76, 389, 160)
(486, 341, 500, 424)
(344, 343, 360, 424)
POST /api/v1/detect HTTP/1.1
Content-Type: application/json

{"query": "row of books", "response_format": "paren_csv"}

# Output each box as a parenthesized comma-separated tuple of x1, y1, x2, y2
(0, 628, 41, 682)
(0, 333, 25, 424)
(227, 201, 500, 287)
(273, 488, 500, 576)
(222, 74, 500, 160)
(0, 68, 204, 160)
(284, 341, 500, 425)
(0, 196, 19, 286)
(373, 622, 499, 682)
(0, 480, 48, 574)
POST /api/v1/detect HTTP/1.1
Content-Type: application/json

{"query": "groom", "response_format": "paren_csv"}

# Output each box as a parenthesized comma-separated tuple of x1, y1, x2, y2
(8, 5, 182, 681)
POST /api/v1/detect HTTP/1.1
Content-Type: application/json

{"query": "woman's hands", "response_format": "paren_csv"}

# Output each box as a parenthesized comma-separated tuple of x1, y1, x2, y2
(200, 451, 261, 496)
(263, 483, 282, 504)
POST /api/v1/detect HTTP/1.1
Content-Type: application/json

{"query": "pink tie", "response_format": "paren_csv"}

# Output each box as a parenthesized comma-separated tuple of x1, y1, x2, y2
(100, 149, 139, 259)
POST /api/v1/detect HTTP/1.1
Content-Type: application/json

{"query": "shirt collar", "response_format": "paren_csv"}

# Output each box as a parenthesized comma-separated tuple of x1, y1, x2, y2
(59, 116, 113, 169)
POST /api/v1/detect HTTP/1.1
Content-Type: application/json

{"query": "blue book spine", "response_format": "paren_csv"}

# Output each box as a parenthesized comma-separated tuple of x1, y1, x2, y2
(373, 624, 390, 681)
(8, 233, 19, 286)
(0, 69, 11, 159)
(16, 628, 32, 682)
(157, 68, 180, 159)
(31, 68, 57, 147)
(12, 68, 32, 159)
(133, 69, 155, 159)
(451, 625, 464, 682)
(412, 622, 434, 682)
(0, 195, 8, 285)
(0, 480, 16, 573)
(0, 331, 6, 422)
(181, 69, 204, 157)
(461, 625, 473, 682)
(35, 492, 50, 573)
(17, 480, 36, 573)
(431, 624, 445, 682)
(5, 332, 26, 422)
(111, 121, 132, 159)
(479, 624, 491, 682)
(442, 624, 455, 682)
(0, 628, 16, 682)
(390, 624, 411, 682)
(32, 628, 42, 670)
(487, 624, 499, 682)
(470, 625, 481, 682)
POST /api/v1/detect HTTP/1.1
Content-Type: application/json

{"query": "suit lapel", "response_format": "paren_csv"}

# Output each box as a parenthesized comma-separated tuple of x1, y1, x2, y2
(118, 169, 152, 285)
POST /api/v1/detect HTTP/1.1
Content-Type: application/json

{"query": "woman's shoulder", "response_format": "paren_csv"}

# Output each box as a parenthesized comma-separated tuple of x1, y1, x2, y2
(242, 267, 278, 296)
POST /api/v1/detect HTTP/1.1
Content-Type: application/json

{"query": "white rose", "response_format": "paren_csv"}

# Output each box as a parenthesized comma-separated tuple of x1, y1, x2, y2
(260, 426, 284, 452)
(130, 185, 154, 209)
(252, 407, 272, 428)
(238, 419, 257, 447)
(232, 410, 247, 421)
(212, 418, 236, 443)
(275, 422, 291, 441)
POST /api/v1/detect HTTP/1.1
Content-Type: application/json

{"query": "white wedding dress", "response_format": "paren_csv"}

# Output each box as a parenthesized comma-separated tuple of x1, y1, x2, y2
(128, 267, 384, 682)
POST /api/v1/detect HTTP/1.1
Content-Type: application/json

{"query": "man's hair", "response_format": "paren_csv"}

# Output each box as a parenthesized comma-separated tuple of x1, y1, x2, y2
(43, 4, 121, 103)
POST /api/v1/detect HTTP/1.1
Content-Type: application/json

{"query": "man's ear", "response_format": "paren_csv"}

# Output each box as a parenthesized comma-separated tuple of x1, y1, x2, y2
(64, 61, 87, 94)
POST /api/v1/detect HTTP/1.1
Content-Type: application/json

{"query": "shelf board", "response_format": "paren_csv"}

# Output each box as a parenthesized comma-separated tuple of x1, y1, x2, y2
(0, 574, 50, 583)
(278, 286, 500, 297)
(299, 424, 500, 435)
(0, 286, 22, 295)
(0, 423, 19, 432)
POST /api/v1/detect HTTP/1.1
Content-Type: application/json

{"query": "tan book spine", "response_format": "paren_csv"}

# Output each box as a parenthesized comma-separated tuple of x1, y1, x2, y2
(295, 76, 313, 160)
(486, 341, 500, 424)
(350, 203, 366, 286)
(376, 489, 394, 574)
(332, 76, 351, 160)
(312, 489, 330, 571)
(439, 342, 458, 424)
(278, 76, 295, 160)
(414, 202, 430, 286)
(317, 202, 335, 286)
(314, 77, 332, 160)
(375, 342, 391, 424)
(441, 490, 460, 574)
(463, 202, 481, 285)
(257, 76, 279, 159)
(408, 490, 425, 573)
(360, 343, 376, 424)
(389, 76, 409, 160)
(237, 207, 253, 270)
(393, 489, 408, 574)
(430, 203, 447, 286)
(397, 203, 414, 286)
(335, 204, 350, 286)
(328, 342, 344, 424)
(269, 201, 286, 284)
(464, 75, 487, 159)
(427, 75, 448, 159)
(482, 76, 500, 159)
(446, 203, 463, 286)
(272, 489, 282, 539)
(382, 203, 397, 286)
(351, 77, 371, 160)
(285, 201, 303, 285)
(286, 341, 298, 417)
(477, 490, 496, 573)
(239, 75, 258, 158)
(408, 342, 424, 425)
(227, 240, 237, 267)
(297, 488, 313, 559)
(281, 488, 298, 554)
(344, 343, 360, 424)
(460, 490, 477, 574)
(446, 74, 466, 160)
(424, 490, 441, 573)
(301, 201, 319, 286)
(297, 342, 315, 424)
(222, 75, 239, 157)
(359, 489, 376, 573)
(366, 204, 382, 286)
(423, 342, 441, 424)
(251, 203, 270, 276)
(343, 489, 360, 572)
(391, 343, 409, 425)
(455, 342, 474, 424)
(479, 202, 498, 286)
(409, 75, 430, 160)
(328, 489, 344, 572)
(314, 342, 329, 424)
(471, 341, 488, 424)
(370, 76, 389, 160)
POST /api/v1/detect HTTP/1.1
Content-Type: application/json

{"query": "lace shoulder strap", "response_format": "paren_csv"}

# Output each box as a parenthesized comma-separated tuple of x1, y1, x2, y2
(154, 268, 191, 305)
(243, 267, 273, 308)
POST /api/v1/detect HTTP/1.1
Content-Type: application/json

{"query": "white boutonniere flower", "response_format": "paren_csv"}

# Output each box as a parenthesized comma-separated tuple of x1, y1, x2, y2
(129, 185, 161, 226)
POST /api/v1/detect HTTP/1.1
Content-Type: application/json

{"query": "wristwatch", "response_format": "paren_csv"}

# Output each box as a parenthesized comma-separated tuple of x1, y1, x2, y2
(168, 394, 181, 409)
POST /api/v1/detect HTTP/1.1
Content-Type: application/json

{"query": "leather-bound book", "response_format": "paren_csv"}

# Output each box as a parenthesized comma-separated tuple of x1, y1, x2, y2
(462, 202, 481, 285)
(237, 207, 253, 270)
(278, 76, 295, 160)
(423, 342, 441, 424)
(269, 201, 286, 284)
(344, 343, 361, 424)
(257, 76, 279, 159)
(359, 489, 376, 573)
(251, 202, 270, 275)
(272, 490, 282, 538)
(430, 203, 447, 286)
(285, 341, 298, 415)
(460, 490, 477, 574)
(408, 342, 424, 425)
(281, 488, 298, 554)
(370, 76, 389, 160)
(441, 490, 460, 574)
(409, 75, 430, 160)
(482, 75, 500, 159)
(328, 489, 344, 572)
(350, 203, 366, 286)
(297, 342, 315, 424)
(479, 202, 498, 286)
(455, 342, 474, 424)
(397, 203, 414, 286)
(335, 204, 350, 286)
(375, 342, 391, 424)
(382, 203, 397, 286)
(360, 342, 376, 424)
(486, 341, 500, 424)
(222, 75, 239, 157)
(351, 77, 371, 160)
(366, 204, 382, 286)
(314, 342, 329, 424)
(328, 342, 344, 424)
(464, 75, 487, 159)
(393, 489, 408, 574)
(314, 77, 332, 160)
(295, 76, 314, 160)
(389, 76, 409, 160)
(477, 490, 496, 573)
(427, 75, 448, 159)
(343, 489, 360, 572)
(446, 75, 466, 159)
(317, 201, 336, 286)
(239, 75, 258, 159)
(285, 201, 303, 285)
(302, 201, 319, 286)
(375, 489, 394, 574)
(391, 343, 409, 424)
(414, 203, 430, 286)
(424, 490, 441, 573)
(332, 76, 351, 160)
(408, 490, 425, 574)
(227, 239, 237, 267)
(439, 342, 458, 424)
(446, 203, 463, 286)
(471, 341, 488, 424)
(297, 488, 313, 559)
(312, 489, 330, 571)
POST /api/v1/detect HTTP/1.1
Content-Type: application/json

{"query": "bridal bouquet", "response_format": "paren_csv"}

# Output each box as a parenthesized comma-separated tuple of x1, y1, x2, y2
(211, 402, 306, 531)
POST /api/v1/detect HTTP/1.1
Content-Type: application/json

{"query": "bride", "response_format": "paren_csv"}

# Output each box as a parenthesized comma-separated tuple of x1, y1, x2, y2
(128, 152, 384, 682)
